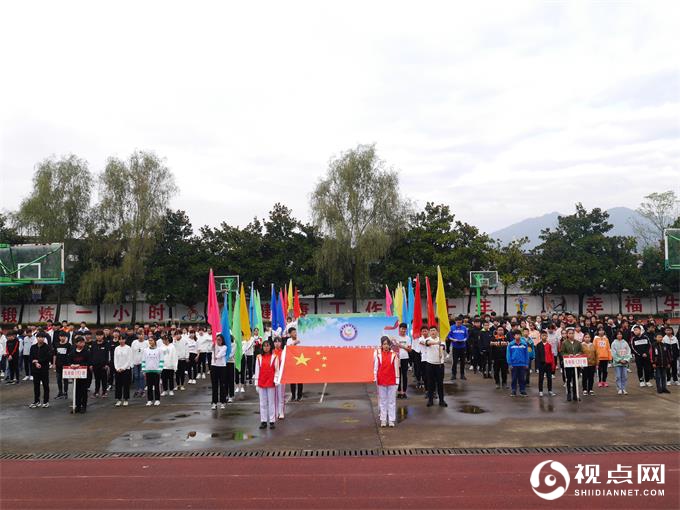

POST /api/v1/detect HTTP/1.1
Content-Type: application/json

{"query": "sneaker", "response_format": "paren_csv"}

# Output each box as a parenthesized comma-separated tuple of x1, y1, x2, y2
(461, 376, 467, 381)
(146, 401, 153, 406)
(438, 401, 448, 407)
(675, 381, 680, 386)
(583, 390, 588, 395)
(603, 382, 609, 387)
(380, 421, 387, 427)
(588, 391, 594, 395)
(220, 403, 226, 409)
(241, 386, 246, 393)
(180, 386, 185, 390)
(29, 376, 33, 380)
(154, 400, 160, 406)
(29, 402, 39, 408)
(259, 422, 267, 429)
(211, 403, 217, 410)
(123, 401, 128, 406)
(510, 392, 516, 397)
(617, 390, 623, 395)
(227, 397, 233, 403)
(160, 391, 167, 397)
(169, 391, 174, 396)
(549, 391, 557, 396)
(520, 392, 528, 397)
(623, 390, 628, 395)
(539, 391, 544, 397)
(646, 382, 653, 387)
(202, 373, 207, 379)
(278, 414, 285, 420)
(388, 422, 395, 427)
(115, 400, 122, 407)
(269, 422, 275, 429)
(23, 376, 29, 381)
(42, 402, 49, 408)
(640, 381, 646, 387)
(495, 384, 500, 389)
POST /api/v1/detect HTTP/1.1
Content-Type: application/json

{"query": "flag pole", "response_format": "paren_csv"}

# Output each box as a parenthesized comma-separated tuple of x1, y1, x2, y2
(319, 382, 328, 404)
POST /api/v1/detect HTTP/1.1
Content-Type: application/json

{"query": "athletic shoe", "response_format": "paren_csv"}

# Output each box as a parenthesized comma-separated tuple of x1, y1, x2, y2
(160, 391, 167, 396)
(495, 384, 500, 389)
(662, 389, 671, 394)
(42, 402, 49, 408)
(588, 391, 594, 395)
(211, 403, 217, 410)
(617, 390, 623, 395)
(623, 390, 628, 395)
(146, 401, 153, 406)
(520, 392, 528, 397)
(278, 414, 285, 420)
(154, 400, 160, 406)
(639, 381, 646, 387)
(23, 376, 29, 381)
(115, 401, 122, 407)
(539, 391, 544, 397)
(549, 391, 557, 396)
(202, 373, 206, 379)
(402, 394, 408, 399)
(675, 381, 680, 386)
(438, 401, 448, 407)
(583, 390, 588, 395)
(646, 382, 653, 387)
(227, 397, 233, 403)
(180, 386, 185, 390)
(29, 402, 39, 408)
(29, 376, 33, 381)
(597, 382, 603, 388)
(388, 422, 395, 427)
(380, 421, 387, 427)
(259, 422, 267, 429)
(169, 391, 174, 396)
(603, 382, 609, 387)
(123, 401, 128, 406)
(461, 376, 467, 381)
(220, 403, 226, 409)
(426, 401, 434, 407)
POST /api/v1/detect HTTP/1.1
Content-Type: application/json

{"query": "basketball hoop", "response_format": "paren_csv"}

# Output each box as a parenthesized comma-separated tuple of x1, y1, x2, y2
(30, 284, 43, 302)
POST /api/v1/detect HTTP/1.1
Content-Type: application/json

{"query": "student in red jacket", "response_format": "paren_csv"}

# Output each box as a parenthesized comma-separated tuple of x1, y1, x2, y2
(535, 330, 557, 397)
(374, 336, 400, 427)
(254, 340, 279, 430)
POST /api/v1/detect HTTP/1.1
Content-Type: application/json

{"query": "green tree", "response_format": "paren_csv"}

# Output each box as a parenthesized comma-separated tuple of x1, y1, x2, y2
(14, 155, 93, 319)
(310, 144, 411, 312)
(97, 150, 177, 323)
(631, 191, 679, 246)
(602, 236, 645, 314)
(493, 238, 530, 314)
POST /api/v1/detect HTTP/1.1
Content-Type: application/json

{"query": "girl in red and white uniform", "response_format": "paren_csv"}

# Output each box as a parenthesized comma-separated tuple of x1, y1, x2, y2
(374, 335, 400, 427)
(254, 339, 280, 430)
(273, 337, 286, 419)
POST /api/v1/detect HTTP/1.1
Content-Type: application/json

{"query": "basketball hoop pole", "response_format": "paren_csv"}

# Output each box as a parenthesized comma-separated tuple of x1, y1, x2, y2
(475, 274, 483, 316)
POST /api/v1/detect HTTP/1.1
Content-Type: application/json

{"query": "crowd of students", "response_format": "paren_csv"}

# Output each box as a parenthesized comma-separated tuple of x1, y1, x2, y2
(1, 311, 678, 429)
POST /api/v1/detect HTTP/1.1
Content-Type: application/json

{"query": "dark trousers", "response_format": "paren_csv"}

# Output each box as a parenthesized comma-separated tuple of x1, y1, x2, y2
(176, 360, 187, 386)
(115, 369, 131, 400)
(107, 361, 115, 387)
(598, 360, 609, 382)
(7, 356, 19, 381)
(480, 351, 492, 375)
(226, 363, 235, 397)
(161, 369, 175, 391)
(425, 362, 444, 403)
(565, 367, 579, 399)
(410, 351, 423, 384)
(245, 354, 255, 383)
(290, 383, 304, 400)
(211, 365, 227, 403)
(32, 368, 49, 403)
(493, 358, 508, 385)
(510, 366, 527, 394)
(236, 355, 246, 384)
(56, 366, 69, 394)
(668, 356, 679, 382)
(198, 352, 208, 375)
(655, 367, 668, 392)
(636, 356, 652, 382)
(399, 358, 409, 393)
(188, 353, 198, 380)
(583, 365, 596, 392)
(23, 355, 31, 376)
(526, 360, 532, 384)
(451, 349, 465, 378)
(470, 348, 481, 373)
(538, 364, 553, 392)
(146, 372, 161, 401)
(75, 378, 88, 410)
(93, 364, 108, 394)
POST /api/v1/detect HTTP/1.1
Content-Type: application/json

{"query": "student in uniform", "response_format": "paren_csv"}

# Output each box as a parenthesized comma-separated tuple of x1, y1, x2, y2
(71, 336, 92, 413)
(4, 330, 20, 384)
(630, 325, 652, 387)
(662, 326, 679, 386)
(254, 339, 279, 429)
(21, 329, 36, 381)
(142, 336, 163, 406)
(173, 330, 188, 390)
(130, 332, 147, 397)
(506, 331, 529, 397)
(196, 327, 212, 379)
(186, 332, 198, 384)
(210, 334, 228, 410)
(650, 333, 672, 394)
(535, 330, 556, 397)
(420, 325, 447, 407)
(29, 332, 53, 408)
(560, 328, 583, 402)
(490, 326, 509, 389)
(53, 331, 73, 398)
(447, 317, 468, 380)
(594, 326, 612, 387)
(272, 337, 286, 419)
(286, 327, 303, 401)
(91, 331, 110, 398)
(245, 327, 262, 385)
(395, 323, 412, 399)
(374, 336, 400, 427)
(581, 333, 597, 396)
(113, 334, 132, 407)
(226, 335, 236, 403)
(479, 321, 494, 379)
(412, 325, 428, 389)
(160, 335, 177, 397)
(521, 328, 535, 386)
(611, 331, 632, 395)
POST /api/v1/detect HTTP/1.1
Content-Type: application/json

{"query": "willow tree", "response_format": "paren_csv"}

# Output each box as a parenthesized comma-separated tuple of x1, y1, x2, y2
(310, 144, 410, 312)
(96, 150, 177, 323)
(15, 155, 93, 319)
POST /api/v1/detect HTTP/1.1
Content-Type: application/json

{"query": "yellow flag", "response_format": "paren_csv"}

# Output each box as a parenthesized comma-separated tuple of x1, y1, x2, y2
(287, 279, 294, 312)
(239, 282, 251, 339)
(394, 283, 403, 323)
(435, 266, 451, 340)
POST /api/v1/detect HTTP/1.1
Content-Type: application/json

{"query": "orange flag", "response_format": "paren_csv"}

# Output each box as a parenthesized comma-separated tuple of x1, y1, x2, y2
(280, 346, 374, 384)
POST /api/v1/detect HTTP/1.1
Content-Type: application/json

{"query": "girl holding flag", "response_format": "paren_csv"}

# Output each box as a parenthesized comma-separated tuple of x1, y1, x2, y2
(273, 337, 286, 419)
(254, 339, 280, 429)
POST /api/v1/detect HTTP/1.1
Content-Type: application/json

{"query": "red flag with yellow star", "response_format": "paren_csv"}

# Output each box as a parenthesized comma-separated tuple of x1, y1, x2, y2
(279, 346, 375, 384)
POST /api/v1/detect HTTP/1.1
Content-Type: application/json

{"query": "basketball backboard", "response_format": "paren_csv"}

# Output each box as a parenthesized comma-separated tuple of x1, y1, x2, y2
(469, 270, 499, 289)
(664, 228, 680, 270)
(0, 243, 65, 286)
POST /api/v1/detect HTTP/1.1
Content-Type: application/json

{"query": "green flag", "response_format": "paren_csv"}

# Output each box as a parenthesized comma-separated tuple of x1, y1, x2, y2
(233, 288, 242, 372)
(255, 290, 265, 338)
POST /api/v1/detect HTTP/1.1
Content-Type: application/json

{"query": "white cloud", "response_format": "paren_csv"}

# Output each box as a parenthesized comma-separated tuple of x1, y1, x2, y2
(1, 0, 678, 233)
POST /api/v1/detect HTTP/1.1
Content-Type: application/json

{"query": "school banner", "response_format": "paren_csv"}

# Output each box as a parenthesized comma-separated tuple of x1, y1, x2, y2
(296, 314, 398, 347)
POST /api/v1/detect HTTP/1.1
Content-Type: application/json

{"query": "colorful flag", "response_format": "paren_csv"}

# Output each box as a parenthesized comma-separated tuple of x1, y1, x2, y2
(206, 269, 221, 343)
(280, 346, 375, 384)
(232, 285, 242, 371)
(287, 280, 294, 312)
(401, 285, 408, 326)
(435, 266, 451, 341)
(393, 283, 403, 323)
(270, 284, 280, 333)
(425, 276, 435, 326)
(279, 289, 286, 327)
(239, 282, 251, 340)
(248, 282, 255, 328)
(254, 290, 264, 338)
(406, 277, 414, 334)
(221, 291, 232, 360)
(412, 275, 422, 336)
(385, 285, 393, 317)
(293, 287, 301, 319)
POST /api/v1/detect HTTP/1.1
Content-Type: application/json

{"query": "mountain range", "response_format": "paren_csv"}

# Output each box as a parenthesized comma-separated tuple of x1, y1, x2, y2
(489, 207, 652, 249)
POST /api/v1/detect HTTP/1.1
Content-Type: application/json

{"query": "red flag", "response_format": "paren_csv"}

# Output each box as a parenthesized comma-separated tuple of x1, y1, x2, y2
(206, 269, 221, 344)
(280, 346, 374, 384)
(385, 285, 393, 317)
(293, 287, 301, 318)
(425, 276, 436, 326)
(413, 275, 422, 336)
(283, 286, 289, 318)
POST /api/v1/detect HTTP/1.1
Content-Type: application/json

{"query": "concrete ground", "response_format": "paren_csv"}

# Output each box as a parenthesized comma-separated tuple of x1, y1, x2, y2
(1, 364, 679, 454)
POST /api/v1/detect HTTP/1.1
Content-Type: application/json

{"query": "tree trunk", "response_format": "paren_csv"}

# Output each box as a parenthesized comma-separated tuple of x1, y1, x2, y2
(18, 302, 25, 324)
(503, 284, 508, 315)
(466, 290, 472, 314)
(55, 286, 62, 322)
(578, 294, 585, 315)
(96, 302, 101, 326)
(351, 262, 358, 313)
(131, 295, 137, 325)
(314, 294, 318, 314)
(617, 291, 623, 315)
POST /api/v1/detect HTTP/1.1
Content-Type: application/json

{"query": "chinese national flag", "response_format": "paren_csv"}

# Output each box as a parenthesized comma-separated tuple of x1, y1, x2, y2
(280, 346, 375, 384)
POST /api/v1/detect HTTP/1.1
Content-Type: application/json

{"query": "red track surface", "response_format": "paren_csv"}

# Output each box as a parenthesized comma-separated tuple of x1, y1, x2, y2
(1, 452, 677, 509)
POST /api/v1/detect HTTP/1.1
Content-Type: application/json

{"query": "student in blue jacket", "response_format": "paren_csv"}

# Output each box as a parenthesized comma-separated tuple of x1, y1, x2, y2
(522, 328, 535, 386)
(506, 331, 529, 397)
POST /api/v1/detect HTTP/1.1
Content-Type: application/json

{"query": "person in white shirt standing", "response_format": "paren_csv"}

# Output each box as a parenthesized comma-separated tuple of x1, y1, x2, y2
(210, 334, 228, 409)
(196, 327, 212, 379)
(130, 331, 148, 397)
(113, 335, 133, 406)
(160, 335, 178, 396)
(21, 328, 37, 381)
(186, 332, 198, 384)
(173, 330, 188, 390)
(393, 323, 412, 399)
(244, 327, 262, 387)
(419, 325, 447, 407)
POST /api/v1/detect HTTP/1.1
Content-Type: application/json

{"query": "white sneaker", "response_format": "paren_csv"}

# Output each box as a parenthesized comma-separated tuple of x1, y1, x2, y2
(549, 391, 557, 396)
(675, 381, 680, 386)
(646, 382, 653, 387)
(220, 403, 226, 409)
(123, 401, 128, 406)
(227, 397, 233, 403)
(539, 391, 543, 397)
(42, 402, 49, 408)
(202, 373, 206, 379)
(211, 403, 217, 410)
(29, 376, 33, 381)
(380, 421, 387, 427)
(278, 413, 285, 419)
(180, 386, 185, 390)
(146, 401, 153, 406)
(160, 391, 167, 396)
(388, 422, 395, 427)
(169, 391, 174, 396)
(639, 381, 646, 387)
(154, 400, 160, 406)
(617, 390, 623, 395)
(115, 400, 122, 407)
(623, 390, 628, 395)
(240, 386, 246, 393)
(23, 376, 29, 381)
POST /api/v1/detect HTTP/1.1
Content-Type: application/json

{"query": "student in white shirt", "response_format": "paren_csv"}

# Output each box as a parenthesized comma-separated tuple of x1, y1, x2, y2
(21, 330, 37, 381)
(244, 327, 262, 387)
(130, 332, 148, 397)
(113, 335, 133, 406)
(196, 327, 212, 379)
(160, 335, 178, 396)
(394, 323, 412, 399)
(142, 337, 163, 406)
(413, 325, 428, 390)
(210, 334, 228, 409)
(419, 325, 447, 407)
(186, 333, 198, 384)
(173, 331, 188, 390)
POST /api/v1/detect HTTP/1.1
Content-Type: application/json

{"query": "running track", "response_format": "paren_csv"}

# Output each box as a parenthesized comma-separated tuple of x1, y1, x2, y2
(1, 452, 677, 509)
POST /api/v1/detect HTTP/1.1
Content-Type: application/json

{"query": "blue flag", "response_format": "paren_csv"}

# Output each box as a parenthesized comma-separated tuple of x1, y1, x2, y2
(221, 291, 232, 361)
(407, 277, 415, 337)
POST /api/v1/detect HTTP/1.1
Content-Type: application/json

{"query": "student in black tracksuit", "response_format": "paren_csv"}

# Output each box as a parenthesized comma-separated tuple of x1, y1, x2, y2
(490, 327, 509, 389)
(630, 325, 652, 386)
(650, 333, 672, 394)
(4, 331, 20, 384)
(90, 333, 110, 397)
(479, 323, 494, 378)
(53, 332, 73, 398)
(71, 336, 92, 413)
(29, 332, 53, 408)
(468, 320, 482, 374)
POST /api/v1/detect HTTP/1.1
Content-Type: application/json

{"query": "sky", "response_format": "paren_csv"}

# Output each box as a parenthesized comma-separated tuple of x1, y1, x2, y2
(1, 1, 679, 234)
